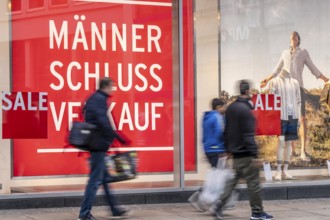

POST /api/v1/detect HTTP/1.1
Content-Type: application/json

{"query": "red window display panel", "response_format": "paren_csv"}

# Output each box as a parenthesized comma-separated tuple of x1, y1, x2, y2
(2, 92, 48, 139)
(10, 0, 194, 177)
(251, 94, 281, 136)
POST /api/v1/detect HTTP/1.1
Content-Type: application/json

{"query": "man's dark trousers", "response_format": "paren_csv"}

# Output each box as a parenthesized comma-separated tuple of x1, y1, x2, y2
(219, 156, 263, 213)
(79, 151, 121, 218)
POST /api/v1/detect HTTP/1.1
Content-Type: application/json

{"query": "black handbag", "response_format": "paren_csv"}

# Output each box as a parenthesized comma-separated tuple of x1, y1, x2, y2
(68, 121, 98, 151)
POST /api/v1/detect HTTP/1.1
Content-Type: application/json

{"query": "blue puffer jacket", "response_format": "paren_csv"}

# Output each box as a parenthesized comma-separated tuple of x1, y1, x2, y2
(84, 90, 123, 152)
(202, 110, 226, 153)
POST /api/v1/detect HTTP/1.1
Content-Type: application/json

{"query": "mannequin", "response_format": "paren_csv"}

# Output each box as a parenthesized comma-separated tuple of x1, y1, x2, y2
(269, 69, 301, 181)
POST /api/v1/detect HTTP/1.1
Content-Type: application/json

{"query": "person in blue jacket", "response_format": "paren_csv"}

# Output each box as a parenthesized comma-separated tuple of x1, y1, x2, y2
(202, 98, 227, 167)
(188, 98, 227, 211)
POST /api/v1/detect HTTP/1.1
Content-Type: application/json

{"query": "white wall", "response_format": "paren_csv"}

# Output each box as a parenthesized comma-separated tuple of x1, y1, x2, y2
(0, 0, 11, 193)
(186, 0, 220, 181)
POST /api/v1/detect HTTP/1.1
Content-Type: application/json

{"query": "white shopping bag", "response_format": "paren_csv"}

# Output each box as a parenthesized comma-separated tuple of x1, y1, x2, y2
(263, 161, 273, 181)
(199, 157, 235, 206)
(327, 160, 330, 177)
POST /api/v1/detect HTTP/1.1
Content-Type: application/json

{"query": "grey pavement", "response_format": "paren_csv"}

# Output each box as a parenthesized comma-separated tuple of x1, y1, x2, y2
(1, 198, 330, 220)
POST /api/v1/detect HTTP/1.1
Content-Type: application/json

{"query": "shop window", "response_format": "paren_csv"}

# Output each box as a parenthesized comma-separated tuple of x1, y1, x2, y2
(28, 0, 44, 9)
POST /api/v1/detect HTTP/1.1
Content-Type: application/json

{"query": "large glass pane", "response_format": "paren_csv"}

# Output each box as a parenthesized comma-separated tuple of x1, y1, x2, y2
(220, 0, 330, 180)
(3, 0, 181, 193)
(189, 0, 330, 193)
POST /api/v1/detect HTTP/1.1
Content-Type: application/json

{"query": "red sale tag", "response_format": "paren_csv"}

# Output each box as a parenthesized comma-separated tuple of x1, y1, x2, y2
(2, 92, 48, 139)
(251, 94, 281, 136)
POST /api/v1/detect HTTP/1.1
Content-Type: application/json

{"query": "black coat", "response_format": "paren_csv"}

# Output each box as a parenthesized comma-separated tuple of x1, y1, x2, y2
(224, 96, 258, 158)
(84, 90, 122, 152)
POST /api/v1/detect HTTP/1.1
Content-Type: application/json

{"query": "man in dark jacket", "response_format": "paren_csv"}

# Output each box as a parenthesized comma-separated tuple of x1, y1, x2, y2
(78, 77, 130, 220)
(213, 80, 273, 220)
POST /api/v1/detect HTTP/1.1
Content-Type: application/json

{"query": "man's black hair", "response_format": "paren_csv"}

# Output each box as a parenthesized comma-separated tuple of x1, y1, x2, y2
(211, 98, 226, 110)
(239, 80, 250, 95)
(99, 77, 113, 90)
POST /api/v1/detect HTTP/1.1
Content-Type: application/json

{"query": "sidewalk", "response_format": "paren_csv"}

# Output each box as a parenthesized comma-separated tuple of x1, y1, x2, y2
(0, 198, 330, 219)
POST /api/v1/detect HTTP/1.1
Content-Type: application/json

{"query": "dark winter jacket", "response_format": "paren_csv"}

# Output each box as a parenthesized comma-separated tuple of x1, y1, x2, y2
(84, 90, 123, 152)
(202, 110, 226, 153)
(224, 96, 258, 158)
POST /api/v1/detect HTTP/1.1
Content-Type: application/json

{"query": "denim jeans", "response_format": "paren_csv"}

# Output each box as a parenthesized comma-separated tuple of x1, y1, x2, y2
(205, 152, 220, 168)
(79, 151, 121, 218)
(205, 152, 227, 168)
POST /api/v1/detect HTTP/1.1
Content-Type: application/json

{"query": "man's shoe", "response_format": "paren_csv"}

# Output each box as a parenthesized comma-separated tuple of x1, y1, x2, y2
(223, 190, 239, 210)
(210, 203, 224, 220)
(188, 191, 205, 212)
(223, 203, 236, 210)
(112, 209, 132, 219)
(273, 172, 282, 181)
(78, 213, 98, 220)
(215, 206, 224, 220)
(250, 211, 274, 220)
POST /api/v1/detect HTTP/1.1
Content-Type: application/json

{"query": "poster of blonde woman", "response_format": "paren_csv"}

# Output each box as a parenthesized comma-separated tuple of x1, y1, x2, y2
(220, 0, 330, 169)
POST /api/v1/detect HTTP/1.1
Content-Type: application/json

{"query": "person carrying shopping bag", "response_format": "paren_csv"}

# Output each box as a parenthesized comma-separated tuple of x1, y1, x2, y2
(78, 77, 131, 220)
(188, 98, 237, 211)
(212, 80, 274, 220)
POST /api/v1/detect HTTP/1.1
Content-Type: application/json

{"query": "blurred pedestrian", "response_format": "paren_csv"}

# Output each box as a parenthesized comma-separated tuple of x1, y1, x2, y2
(212, 80, 273, 220)
(203, 98, 227, 167)
(188, 98, 227, 211)
(78, 77, 131, 220)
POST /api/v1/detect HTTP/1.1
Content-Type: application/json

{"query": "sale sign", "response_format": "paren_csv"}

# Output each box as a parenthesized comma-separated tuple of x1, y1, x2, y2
(11, 0, 176, 176)
(1, 92, 48, 139)
(251, 94, 281, 136)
